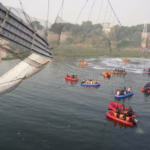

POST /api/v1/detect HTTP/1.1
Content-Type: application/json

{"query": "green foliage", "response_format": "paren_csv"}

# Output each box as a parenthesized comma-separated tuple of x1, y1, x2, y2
(29, 21, 44, 30)
(62, 21, 103, 44)
(65, 37, 74, 44)
(56, 21, 147, 49)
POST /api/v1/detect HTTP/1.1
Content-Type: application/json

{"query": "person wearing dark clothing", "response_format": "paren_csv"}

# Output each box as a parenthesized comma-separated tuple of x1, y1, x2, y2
(128, 106, 133, 116)
(122, 104, 125, 113)
(120, 90, 124, 95)
(116, 104, 119, 112)
(72, 75, 75, 78)
(67, 73, 69, 77)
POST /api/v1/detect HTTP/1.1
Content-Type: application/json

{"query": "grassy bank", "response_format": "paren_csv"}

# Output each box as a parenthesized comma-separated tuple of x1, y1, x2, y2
(53, 45, 150, 58)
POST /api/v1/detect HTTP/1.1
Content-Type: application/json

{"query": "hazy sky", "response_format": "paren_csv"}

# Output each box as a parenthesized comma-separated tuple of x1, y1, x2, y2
(0, 0, 150, 26)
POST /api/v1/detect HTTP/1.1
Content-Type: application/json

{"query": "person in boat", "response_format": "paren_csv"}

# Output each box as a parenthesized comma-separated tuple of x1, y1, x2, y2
(114, 112, 117, 117)
(117, 108, 121, 118)
(82, 79, 86, 83)
(124, 90, 127, 95)
(120, 89, 124, 95)
(119, 113, 124, 120)
(115, 89, 118, 94)
(122, 104, 125, 112)
(90, 80, 92, 84)
(72, 74, 75, 78)
(117, 90, 120, 95)
(92, 80, 95, 84)
(86, 79, 89, 84)
(124, 86, 126, 91)
(67, 73, 70, 77)
(125, 116, 130, 122)
(146, 82, 150, 87)
(127, 87, 132, 93)
(116, 104, 119, 111)
(128, 106, 133, 116)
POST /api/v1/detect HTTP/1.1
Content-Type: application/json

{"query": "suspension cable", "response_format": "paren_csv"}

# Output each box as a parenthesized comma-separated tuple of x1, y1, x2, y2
(61, 0, 64, 18)
(108, 0, 121, 26)
(103, 1, 109, 23)
(46, 0, 50, 29)
(19, 0, 35, 30)
(96, 0, 103, 24)
(88, 0, 96, 21)
(75, 0, 89, 24)
(56, 0, 65, 22)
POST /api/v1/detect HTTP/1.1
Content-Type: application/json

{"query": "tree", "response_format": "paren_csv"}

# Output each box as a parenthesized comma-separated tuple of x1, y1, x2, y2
(29, 21, 44, 30)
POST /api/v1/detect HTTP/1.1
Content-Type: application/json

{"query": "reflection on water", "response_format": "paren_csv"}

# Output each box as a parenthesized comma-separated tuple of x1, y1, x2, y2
(65, 80, 78, 85)
(107, 117, 132, 129)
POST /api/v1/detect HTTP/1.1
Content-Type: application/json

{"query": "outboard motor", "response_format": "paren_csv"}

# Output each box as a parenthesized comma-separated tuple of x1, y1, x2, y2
(133, 119, 138, 124)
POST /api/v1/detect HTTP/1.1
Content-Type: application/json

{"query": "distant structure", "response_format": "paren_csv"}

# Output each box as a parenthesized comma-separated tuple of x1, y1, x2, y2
(141, 23, 147, 49)
(102, 22, 112, 34)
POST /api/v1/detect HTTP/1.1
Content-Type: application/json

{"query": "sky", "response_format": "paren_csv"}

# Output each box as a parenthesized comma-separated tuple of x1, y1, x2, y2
(0, 0, 150, 26)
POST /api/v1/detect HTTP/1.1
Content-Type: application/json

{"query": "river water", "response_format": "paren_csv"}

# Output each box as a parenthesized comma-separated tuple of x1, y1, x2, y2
(0, 57, 150, 150)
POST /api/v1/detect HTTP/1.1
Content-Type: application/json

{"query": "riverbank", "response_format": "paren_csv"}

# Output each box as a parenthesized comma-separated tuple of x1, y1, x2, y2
(53, 45, 150, 58)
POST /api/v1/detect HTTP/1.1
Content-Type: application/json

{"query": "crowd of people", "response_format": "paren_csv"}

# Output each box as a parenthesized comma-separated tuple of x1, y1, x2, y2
(114, 104, 136, 124)
(81, 79, 99, 84)
(114, 69, 126, 72)
(78, 60, 88, 64)
(66, 74, 77, 79)
(143, 82, 150, 93)
(115, 86, 132, 95)
(143, 68, 150, 72)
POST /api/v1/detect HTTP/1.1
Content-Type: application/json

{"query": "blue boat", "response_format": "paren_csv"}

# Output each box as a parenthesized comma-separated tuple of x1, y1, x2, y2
(81, 83, 100, 87)
(114, 92, 133, 98)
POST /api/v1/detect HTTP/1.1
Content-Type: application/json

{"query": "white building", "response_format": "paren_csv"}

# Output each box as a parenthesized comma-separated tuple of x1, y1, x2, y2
(102, 22, 112, 34)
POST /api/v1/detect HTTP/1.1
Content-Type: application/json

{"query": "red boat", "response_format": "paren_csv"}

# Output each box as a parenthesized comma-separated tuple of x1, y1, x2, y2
(108, 102, 136, 117)
(106, 110, 136, 127)
(141, 87, 150, 94)
(65, 76, 78, 81)
(108, 102, 128, 111)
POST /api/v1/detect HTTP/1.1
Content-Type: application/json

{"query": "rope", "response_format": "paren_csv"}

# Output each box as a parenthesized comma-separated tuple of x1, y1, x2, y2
(61, 0, 64, 18)
(19, 0, 34, 30)
(46, 0, 50, 29)
(103, 1, 109, 23)
(96, 0, 104, 23)
(75, 0, 89, 24)
(88, 0, 96, 21)
(56, 0, 65, 22)
(108, 0, 121, 26)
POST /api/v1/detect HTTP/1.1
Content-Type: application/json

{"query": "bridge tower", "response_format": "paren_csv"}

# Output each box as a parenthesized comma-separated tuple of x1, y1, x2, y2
(141, 23, 148, 49)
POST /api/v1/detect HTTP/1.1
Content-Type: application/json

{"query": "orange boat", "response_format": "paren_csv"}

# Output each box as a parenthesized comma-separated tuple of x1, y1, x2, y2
(77, 60, 88, 66)
(102, 71, 113, 78)
(122, 58, 130, 62)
